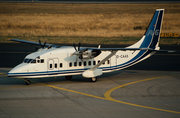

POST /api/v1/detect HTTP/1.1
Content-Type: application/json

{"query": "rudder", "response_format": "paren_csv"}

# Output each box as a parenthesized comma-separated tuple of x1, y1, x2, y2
(140, 9, 164, 49)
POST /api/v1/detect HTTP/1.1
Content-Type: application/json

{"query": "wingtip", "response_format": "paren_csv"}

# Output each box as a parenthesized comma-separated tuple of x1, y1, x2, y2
(168, 50, 176, 53)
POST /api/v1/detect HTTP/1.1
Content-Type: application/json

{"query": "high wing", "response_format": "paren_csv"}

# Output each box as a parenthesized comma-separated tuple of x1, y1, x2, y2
(11, 39, 60, 48)
(11, 39, 173, 52)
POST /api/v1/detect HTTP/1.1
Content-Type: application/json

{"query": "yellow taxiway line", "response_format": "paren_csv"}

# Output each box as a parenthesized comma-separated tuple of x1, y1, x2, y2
(1, 72, 180, 114)
(40, 76, 180, 114)
(104, 76, 180, 114)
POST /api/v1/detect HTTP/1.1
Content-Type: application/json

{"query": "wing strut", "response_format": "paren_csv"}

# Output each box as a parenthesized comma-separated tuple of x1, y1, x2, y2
(82, 50, 117, 78)
(90, 50, 117, 71)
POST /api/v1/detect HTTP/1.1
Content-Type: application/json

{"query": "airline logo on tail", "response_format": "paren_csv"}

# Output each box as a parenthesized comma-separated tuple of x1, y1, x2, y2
(141, 9, 164, 49)
(147, 29, 160, 36)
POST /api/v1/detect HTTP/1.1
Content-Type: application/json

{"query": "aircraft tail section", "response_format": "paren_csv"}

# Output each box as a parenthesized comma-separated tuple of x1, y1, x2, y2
(129, 9, 164, 49)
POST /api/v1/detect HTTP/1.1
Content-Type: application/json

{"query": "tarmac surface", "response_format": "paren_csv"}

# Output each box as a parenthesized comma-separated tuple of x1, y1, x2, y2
(0, 43, 180, 118)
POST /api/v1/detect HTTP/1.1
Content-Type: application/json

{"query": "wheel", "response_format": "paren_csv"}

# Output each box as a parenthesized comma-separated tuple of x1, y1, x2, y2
(25, 80, 31, 85)
(89, 77, 97, 82)
(65, 75, 72, 80)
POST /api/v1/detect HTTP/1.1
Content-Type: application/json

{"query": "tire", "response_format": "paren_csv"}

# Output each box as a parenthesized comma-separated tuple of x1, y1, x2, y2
(89, 77, 97, 82)
(25, 80, 31, 85)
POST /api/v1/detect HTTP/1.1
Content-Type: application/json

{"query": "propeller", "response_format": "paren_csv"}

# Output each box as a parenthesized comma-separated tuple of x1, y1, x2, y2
(73, 43, 77, 51)
(73, 43, 81, 52)
(39, 40, 46, 49)
(72, 43, 101, 60)
(72, 43, 84, 60)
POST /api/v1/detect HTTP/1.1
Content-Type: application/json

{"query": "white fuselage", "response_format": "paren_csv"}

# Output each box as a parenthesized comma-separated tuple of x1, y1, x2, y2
(8, 45, 154, 79)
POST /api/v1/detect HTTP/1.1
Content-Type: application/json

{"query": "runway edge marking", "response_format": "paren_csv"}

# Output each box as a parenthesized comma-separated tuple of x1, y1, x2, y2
(104, 76, 180, 114)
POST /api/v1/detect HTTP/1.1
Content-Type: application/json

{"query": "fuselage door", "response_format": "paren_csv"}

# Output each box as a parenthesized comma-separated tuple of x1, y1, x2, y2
(110, 55, 117, 70)
(47, 58, 59, 74)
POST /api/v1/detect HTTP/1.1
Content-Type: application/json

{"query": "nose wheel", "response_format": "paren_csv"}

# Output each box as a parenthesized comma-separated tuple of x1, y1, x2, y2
(24, 79, 31, 85)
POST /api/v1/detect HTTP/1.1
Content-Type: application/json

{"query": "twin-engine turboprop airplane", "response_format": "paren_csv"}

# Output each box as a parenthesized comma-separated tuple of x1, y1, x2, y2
(7, 9, 171, 85)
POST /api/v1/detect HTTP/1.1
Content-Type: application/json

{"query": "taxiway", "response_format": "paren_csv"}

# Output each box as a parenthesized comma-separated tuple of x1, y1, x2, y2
(0, 68, 180, 118)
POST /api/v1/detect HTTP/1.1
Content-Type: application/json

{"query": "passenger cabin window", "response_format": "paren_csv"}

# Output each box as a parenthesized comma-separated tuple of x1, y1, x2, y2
(93, 61, 96, 65)
(74, 62, 77, 67)
(55, 63, 57, 68)
(60, 63, 63, 68)
(107, 60, 110, 64)
(84, 61, 87, 66)
(88, 61, 91, 66)
(79, 62, 82, 66)
(69, 62, 72, 67)
(50, 64, 52, 68)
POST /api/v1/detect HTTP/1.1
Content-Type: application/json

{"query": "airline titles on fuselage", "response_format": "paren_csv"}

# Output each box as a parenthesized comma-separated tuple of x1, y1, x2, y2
(116, 54, 128, 58)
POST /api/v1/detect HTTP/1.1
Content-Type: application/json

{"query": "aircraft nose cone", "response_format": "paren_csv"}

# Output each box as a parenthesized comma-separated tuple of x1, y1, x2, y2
(7, 63, 27, 77)
(7, 69, 16, 77)
(7, 73, 11, 77)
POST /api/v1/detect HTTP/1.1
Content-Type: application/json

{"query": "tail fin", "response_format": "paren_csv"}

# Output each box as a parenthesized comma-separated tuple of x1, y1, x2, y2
(140, 9, 164, 49)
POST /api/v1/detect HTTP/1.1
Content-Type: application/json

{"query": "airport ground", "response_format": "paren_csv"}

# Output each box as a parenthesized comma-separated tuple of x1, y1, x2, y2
(0, 43, 180, 118)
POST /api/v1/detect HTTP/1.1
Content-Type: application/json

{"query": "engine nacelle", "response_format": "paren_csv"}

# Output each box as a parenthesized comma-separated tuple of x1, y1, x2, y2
(81, 49, 101, 59)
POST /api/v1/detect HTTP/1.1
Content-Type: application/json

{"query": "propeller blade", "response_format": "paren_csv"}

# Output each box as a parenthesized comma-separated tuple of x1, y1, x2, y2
(39, 40, 45, 48)
(39, 40, 41, 46)
(73, 43, 77, 51)
(43, 41, 46, 48)
(79, 54, 83, 60)
(78, 43, 81, 51)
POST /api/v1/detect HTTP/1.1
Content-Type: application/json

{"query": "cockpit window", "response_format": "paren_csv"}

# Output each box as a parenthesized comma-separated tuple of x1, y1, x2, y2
(24, 58, 44, 64)
(41, 59, 44, 63)
(31, 59, 36, 63)
(23, 59, 29, 63)
(24, 58, 33, 63)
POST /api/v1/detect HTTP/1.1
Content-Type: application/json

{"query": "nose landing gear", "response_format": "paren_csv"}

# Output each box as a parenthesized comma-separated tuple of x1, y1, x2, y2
(24, 79, 31, 85)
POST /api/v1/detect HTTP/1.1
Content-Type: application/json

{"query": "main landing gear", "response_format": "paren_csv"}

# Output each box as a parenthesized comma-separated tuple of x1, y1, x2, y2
(89, 77, 97, 82)
(24, 79, 31, 85)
